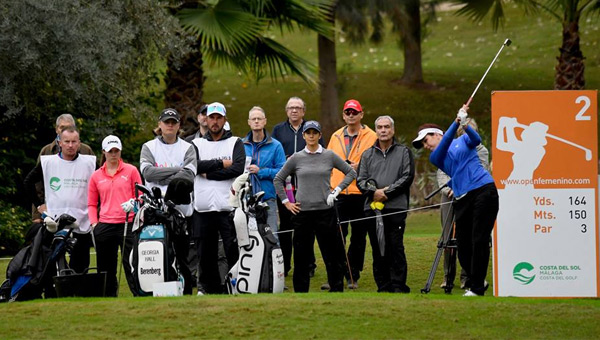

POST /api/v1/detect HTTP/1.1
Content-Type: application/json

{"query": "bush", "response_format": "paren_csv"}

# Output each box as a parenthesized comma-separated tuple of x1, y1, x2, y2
(0, 201, 29, 256)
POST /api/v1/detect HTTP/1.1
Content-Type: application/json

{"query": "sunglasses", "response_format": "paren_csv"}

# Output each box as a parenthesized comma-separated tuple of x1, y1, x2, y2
(344, 110, 361, 116)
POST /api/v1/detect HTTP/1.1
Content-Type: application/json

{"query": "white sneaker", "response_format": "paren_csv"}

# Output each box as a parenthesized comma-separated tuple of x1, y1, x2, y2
(197, 291, 205, 296)
(463, 290, 478, 297)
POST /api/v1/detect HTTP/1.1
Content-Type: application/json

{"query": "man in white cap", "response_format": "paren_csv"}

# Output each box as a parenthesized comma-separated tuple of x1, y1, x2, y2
(139, 108, 197, 294)
(24, 126, 97, 274)
(191, 102, 246, 294)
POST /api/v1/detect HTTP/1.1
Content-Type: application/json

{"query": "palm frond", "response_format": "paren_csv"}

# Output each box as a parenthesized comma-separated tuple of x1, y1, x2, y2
(201, 36, 317, 85)
(452, 0, 505, 31)
(178, 0, 267, 55)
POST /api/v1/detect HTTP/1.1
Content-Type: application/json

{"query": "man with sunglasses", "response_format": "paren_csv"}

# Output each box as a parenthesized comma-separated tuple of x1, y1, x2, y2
(324, 99, 377, 290)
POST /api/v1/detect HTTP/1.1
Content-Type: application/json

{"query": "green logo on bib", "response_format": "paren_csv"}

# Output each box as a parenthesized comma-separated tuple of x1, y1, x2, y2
(513, 262, 536, 285)
(49, 177, 62, 191)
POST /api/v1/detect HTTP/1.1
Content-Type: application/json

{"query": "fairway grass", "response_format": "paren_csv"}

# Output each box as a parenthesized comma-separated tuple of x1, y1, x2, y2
(1, 293, 598, 339)
(1, 210, 599, 339)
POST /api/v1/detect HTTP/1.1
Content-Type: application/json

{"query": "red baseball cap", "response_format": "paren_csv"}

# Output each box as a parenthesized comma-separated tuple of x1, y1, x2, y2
(343, 99, 362, 112)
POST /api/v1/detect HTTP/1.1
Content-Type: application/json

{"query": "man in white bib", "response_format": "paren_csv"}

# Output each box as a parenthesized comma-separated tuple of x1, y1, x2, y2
(139, 108, 197, 295)
(24, 126, 96, 273)
(192, 102, 245, 295)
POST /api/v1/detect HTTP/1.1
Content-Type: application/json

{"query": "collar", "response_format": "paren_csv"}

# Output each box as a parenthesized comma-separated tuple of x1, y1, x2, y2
(343, 124, 363, 137)
(101, 159, 124, 176)
(303, 145, 323, 154)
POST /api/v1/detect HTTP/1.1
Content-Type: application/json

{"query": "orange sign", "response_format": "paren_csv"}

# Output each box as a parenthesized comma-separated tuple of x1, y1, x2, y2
(492, 90, 598, 297)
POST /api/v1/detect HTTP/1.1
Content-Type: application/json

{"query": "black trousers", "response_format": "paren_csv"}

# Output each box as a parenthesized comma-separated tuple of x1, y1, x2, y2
(94, 222, 134, 297)
(291, 209, 346, 292)
(70, 232, 91, 274)
(277, 198, 316, 276)
(365, 210, 409, 293)
(336, 194, 369, 282)
(193, 211, 238, 294)
(171, 229, 193, 295)
(453, 183, 499, 295)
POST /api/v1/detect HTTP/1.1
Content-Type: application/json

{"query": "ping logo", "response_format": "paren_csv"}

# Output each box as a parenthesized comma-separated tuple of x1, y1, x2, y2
(49, 177, 62, 191)
(513, 262, 536, 285)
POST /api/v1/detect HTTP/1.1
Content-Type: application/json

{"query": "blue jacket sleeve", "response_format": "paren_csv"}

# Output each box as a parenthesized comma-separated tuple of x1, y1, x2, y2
(430, 121, 459, 169)
(258, 143, 286, 180)
(463, 124, 482, 148)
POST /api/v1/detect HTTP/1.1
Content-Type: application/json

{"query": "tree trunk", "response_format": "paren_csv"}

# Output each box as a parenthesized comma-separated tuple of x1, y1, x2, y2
(164, 40, 206, 136)
(554, 20, 585, 90)
(318, 13, 342, 142)
(398, 0, 424, 84)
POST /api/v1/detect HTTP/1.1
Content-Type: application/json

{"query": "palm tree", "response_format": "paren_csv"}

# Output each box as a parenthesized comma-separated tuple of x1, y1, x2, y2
(165, 0, 333, 132)
(452, 0, 600, 89)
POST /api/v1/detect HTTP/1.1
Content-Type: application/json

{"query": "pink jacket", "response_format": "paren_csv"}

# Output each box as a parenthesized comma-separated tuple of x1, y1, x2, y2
(88, 160, 142, 224)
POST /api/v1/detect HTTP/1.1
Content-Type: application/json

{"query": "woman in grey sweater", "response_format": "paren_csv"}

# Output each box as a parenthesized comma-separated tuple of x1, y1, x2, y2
(274, 121, 356, 292)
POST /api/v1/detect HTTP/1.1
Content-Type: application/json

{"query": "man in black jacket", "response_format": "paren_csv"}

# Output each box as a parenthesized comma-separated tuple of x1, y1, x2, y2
(357, 115, 415, 293)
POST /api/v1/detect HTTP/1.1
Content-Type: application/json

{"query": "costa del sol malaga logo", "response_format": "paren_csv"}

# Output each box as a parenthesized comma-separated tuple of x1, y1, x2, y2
(513, 262, 536, 285)
(49, 177, 62, 191)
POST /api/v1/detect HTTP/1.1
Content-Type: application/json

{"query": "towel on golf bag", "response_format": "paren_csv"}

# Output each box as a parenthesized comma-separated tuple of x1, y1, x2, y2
(227, 203, 284, 294)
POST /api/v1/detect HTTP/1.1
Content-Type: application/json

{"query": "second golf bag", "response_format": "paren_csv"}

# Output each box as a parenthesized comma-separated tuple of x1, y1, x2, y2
(1, 214, 78, 302)
(128, 184, 184, 296)
(226, 174, 285, 294)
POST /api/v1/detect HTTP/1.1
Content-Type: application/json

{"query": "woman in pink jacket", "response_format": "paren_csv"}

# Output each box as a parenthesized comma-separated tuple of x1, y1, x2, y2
(88, 135, 142, 296)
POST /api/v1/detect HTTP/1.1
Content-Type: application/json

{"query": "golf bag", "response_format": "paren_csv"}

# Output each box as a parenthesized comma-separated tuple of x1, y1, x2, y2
(128, 184, 184, 296)
(1, 214, 77, 302)
(226, 174, 285, 294)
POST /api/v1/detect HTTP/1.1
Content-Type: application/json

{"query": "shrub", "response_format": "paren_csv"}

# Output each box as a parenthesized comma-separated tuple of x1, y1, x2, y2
(0, 201, 29, 256)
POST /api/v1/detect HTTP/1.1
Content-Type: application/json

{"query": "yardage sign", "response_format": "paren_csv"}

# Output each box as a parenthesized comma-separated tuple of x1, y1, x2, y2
(492, 90, 598, 297)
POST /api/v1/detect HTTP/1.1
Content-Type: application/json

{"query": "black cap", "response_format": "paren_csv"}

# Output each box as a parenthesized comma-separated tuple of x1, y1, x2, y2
(159, 108, 180, 122)
(199, 104, 208, 115)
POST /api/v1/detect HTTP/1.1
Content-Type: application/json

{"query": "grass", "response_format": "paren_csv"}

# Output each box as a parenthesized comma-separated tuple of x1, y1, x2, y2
(1, 210, 599, 339)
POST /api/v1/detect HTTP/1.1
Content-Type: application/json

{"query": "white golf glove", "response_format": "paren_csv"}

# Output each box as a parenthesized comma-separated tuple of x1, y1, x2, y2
(44, 216, 58, 233)
(457, 108, 468, 126)
(121, 198, 136, 213)
(326, 187, 342, 207)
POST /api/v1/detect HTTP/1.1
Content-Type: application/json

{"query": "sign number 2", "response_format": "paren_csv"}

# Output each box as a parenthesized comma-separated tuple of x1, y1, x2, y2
(575, 96, 591, 121)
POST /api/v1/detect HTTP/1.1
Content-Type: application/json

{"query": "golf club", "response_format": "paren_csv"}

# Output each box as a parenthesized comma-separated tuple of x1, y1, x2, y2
(117, 211, 130, 296)
(465, 38, 512, 107)
(333, 201, 356, 289)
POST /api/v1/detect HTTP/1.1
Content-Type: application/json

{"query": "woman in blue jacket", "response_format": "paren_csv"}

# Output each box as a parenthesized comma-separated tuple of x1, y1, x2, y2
(412, 105, 499, 296)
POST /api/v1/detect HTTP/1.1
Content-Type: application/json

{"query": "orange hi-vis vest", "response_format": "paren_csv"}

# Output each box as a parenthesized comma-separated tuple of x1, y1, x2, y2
(327, 125, 377, 195)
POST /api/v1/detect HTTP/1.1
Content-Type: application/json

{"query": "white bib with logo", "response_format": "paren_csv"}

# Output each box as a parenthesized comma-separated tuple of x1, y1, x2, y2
(41, 154, 96, 233)
(193, 137, 238, 212)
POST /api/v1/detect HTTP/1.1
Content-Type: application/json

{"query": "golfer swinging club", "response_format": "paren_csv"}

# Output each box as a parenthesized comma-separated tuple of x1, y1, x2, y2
(413, 105, 499, 296)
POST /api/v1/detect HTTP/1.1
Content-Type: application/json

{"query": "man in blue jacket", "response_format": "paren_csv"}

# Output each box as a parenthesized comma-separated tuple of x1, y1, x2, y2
(243, 106, 286, 239)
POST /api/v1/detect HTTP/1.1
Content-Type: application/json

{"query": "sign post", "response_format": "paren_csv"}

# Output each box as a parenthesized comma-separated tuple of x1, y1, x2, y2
(492, 90, 598, 297)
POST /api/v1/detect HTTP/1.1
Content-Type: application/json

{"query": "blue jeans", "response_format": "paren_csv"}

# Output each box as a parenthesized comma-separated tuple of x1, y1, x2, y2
(265, 198, 279, 242)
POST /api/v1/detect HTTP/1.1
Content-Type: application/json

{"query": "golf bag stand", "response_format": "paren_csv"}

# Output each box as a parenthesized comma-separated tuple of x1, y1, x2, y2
(420, 183, 458, 294)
